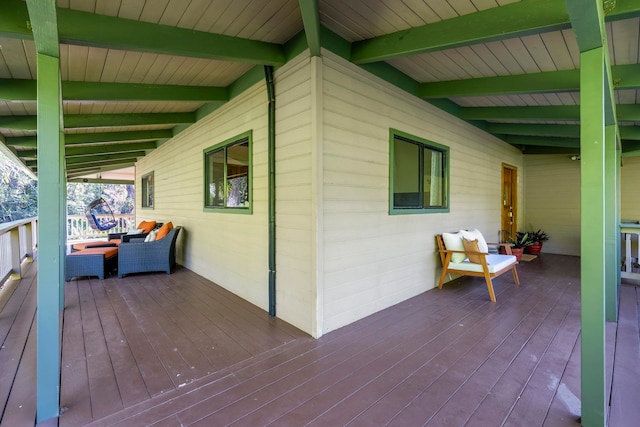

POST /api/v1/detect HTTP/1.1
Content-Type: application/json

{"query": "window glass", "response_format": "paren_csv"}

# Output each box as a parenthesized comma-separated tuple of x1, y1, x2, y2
(390, 131, 449, 214)
(204, 133, 252, 212)
(142, 172, 154, 209)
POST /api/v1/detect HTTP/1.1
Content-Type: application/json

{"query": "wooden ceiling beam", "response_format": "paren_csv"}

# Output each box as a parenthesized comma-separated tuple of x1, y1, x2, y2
(351, 0, 640, 64)
(0, 79, 227, 102)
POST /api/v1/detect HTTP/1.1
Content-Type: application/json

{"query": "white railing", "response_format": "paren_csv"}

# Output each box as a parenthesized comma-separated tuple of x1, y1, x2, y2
(67, 214, 135, 240)
(0, 218, 37, 286)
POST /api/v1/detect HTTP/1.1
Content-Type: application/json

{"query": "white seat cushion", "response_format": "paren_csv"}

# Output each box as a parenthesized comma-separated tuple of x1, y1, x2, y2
(442, 231, 466, 263)
(448, 254, 516, 274)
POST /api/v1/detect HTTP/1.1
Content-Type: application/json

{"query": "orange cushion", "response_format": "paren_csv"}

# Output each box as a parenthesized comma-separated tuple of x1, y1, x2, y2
(69, 247, 118, 259)
(137, 220, 157, 233)
(72, 241, 118, 251)
(155, 221, 173, 240)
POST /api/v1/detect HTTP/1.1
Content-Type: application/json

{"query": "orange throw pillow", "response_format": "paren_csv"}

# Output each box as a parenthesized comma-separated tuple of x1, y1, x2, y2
(462, 238, 484, 264)
(155, 221, 174, 240)
(137, 220, 156, 233)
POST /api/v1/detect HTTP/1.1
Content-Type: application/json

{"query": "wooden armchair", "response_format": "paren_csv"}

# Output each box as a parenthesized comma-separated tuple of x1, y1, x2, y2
(435, 231, 520, 302)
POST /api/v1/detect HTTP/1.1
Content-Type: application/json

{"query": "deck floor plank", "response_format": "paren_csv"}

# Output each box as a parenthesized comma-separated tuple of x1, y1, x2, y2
(0, 269, 37, 423)
(77, 277, 124, 420)
(342, 269, 573, 427)
(60, 279, 93, 427)
(3, 254, 640, 426)
(89, 279, 150, 407)
(609, 284, 640, 427)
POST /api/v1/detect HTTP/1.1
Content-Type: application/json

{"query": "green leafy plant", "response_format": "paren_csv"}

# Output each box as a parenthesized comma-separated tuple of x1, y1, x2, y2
(502, 230, 534, 249)
(527, 228, 549, 243)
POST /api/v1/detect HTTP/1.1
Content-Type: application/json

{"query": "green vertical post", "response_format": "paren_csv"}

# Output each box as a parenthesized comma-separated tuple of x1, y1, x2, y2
(604, 125, 618, 322)
(580, 46, 607, 427)
(36, 52, 63, 422)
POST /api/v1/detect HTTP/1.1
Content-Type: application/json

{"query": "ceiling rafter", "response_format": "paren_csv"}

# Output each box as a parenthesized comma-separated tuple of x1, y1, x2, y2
(0, 0, 286, 66)
(351, 0, 640, 64)
(0, 79, 228, 102)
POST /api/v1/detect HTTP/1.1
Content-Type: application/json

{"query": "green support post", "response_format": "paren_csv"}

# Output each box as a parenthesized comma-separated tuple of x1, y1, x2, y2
(605, 125, 619, 322)
(35, 53, 63, 423)
(579, 46, 607, 427)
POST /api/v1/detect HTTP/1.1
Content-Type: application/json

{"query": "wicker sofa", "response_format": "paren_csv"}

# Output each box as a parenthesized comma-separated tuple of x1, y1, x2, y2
(117, 226, 181, 278)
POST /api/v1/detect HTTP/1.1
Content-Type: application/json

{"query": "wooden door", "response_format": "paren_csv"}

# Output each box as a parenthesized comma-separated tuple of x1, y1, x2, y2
(501, 164, 517, 242)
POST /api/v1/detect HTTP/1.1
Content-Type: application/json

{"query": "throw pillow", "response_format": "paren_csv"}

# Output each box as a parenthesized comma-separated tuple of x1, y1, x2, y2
(155, 221, 174, 240)
(144, 230, 157, 242)
(462, 239, 484, 264)
(442, 232, 466, 263)
(459, 229, 489, 254)
(137, 220, 157, 233)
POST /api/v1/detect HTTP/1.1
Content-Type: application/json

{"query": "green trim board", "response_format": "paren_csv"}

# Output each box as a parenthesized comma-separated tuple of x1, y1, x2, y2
(351, 0, 640, 64)
(388, 129, 450, 215)
(0, 78, 228, 102)
(299, 0, 321, 57)
(203, 130, 253, 215)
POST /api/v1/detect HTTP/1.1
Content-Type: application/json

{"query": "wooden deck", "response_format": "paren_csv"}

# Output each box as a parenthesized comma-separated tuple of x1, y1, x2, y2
(1, 254, 639, 426)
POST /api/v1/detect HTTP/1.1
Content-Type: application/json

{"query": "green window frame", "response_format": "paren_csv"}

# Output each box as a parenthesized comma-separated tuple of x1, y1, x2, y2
(203, 131, 252, 214)
(141, 171, 154, 209)
(389, 129, 449, 214)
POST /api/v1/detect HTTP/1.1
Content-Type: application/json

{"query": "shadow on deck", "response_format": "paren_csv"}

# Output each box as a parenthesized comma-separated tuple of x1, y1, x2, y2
(1, 254, 639, 426)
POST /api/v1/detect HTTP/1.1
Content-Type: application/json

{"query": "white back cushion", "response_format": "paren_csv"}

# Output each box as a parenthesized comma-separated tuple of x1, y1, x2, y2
(442, 232, 466, 263)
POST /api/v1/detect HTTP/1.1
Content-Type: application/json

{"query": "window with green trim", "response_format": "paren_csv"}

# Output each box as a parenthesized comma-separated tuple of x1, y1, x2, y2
(204, 132, 252, 212)
(141, 172, 154, 209)
(389, 130, 449, 214)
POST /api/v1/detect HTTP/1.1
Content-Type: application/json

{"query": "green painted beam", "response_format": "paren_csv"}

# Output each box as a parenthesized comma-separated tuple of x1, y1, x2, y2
(502, 135, 580, 147)
(0, 0, 286, 65)
(65, 151, 145, 165)
(487, 123, 580, 137)
(27, 0, 63, 421)
(63, 81, 228, 102)
(64, 130, 172, 145)
(419, 64, 640, 98)
(576, 43, 608, 427)
(604, 125, 619, 322)
(65, 141, 156, 157)
(462, 103, 640, 121)
(515, 146, 578, 154)
(5, 130, 172, 147)
(0, 113, 194, 130)
(299, 0, 321, 57)
(65, 160, 135, 172)
(620, 127, 640, 140)
(352, 0, 570, 63)
(462, 106, 581, 121)
(0, 79, 227, 102)
(351, 0, 640, 64)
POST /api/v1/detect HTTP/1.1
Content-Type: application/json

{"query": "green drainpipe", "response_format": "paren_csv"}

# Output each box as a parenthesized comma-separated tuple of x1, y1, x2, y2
(265, 65, 276, 317)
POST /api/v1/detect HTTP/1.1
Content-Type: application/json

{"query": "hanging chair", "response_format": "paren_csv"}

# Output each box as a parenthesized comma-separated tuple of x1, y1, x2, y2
(85, 197, 118, 231)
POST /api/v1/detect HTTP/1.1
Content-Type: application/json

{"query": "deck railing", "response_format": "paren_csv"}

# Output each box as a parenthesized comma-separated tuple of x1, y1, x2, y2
(66, 214, 135, 240)
(0, 218, 37, 286)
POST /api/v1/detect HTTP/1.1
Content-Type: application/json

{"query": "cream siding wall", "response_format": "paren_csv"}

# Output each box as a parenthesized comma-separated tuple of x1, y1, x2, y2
(621, 157, 640, 221)
(273, 55, 315, 334)
(134, 54, 315, 335)
(319, 52, 523, 335)
(522, 155, 582, 256)
(135, 78, 271, 314)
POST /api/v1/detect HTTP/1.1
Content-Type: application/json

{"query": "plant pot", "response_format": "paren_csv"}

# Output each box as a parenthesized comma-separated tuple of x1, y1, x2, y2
(526, 242, 543, 255)
(511, 247, 524, 262)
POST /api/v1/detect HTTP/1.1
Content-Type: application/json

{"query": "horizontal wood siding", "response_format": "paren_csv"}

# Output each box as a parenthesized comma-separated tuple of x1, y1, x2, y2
(135, 79, 271, 313)
(274, 54, 314, 334)
(523, 155, 581, 256)
(320, 51, 523, 334)
(621, 157, 640, 221)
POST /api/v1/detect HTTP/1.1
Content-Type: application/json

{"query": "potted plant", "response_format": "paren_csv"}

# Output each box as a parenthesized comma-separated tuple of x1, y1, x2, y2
(526, 229, 549, 255)
(501, 231, 533, 262)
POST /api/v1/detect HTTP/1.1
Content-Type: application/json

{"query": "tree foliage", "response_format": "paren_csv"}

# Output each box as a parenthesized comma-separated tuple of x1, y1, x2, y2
(0, 151, 134, 224)
(0, 152, 38, 223)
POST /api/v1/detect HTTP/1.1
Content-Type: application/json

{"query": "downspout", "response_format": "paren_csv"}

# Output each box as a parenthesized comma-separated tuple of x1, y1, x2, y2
(265, 65, 276, 316)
